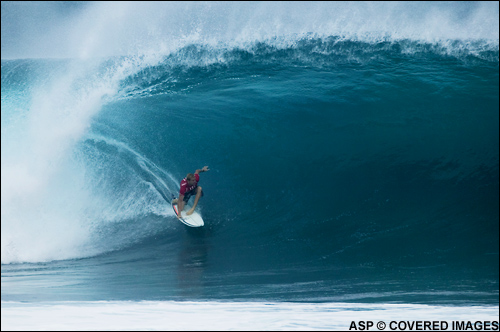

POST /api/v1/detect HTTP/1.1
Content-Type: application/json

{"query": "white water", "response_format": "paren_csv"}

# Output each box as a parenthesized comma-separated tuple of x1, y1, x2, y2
(0, 56, 168, 264)
(2, 301, 498, 331)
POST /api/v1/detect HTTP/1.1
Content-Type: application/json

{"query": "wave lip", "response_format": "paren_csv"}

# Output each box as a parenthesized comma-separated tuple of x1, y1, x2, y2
(1, 1, 498, 59)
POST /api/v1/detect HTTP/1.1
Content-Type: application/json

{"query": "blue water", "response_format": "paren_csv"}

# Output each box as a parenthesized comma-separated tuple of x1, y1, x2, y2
(1, 2, 498, 313)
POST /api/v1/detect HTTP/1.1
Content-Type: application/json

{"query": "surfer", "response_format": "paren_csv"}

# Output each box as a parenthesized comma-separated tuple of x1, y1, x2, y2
(173, 166, 209, 217)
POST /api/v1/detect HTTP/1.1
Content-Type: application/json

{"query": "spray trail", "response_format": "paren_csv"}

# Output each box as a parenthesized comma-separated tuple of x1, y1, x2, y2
(1, 55, 169, 263)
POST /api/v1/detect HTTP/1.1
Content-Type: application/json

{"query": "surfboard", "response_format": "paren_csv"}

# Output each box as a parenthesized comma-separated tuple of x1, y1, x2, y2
(171, 197, 204, 227)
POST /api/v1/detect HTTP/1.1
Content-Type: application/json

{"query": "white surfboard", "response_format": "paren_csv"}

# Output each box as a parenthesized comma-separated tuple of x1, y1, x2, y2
(171, 198, 204, 227)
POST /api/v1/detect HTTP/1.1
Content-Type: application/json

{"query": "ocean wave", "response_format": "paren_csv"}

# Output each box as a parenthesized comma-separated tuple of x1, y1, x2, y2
(115, 37, 498, 100)
(1, 29, 498, 265)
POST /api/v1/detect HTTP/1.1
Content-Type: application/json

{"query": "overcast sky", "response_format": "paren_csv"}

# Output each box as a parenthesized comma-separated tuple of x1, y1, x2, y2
(1, 2, 90, 59)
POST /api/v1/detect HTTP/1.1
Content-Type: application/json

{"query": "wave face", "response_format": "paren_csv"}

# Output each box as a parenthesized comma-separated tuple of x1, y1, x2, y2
(1, 2, 498, 304)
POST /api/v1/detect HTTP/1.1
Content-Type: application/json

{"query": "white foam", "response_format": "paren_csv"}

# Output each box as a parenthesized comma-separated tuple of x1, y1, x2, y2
(1, 55, 168, 264)
(2, 2, 498, 59)
(1, 301, 498, 331)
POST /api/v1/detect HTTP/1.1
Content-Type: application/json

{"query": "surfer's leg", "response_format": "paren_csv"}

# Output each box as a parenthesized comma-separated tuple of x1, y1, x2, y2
(187, 186, 203, 215)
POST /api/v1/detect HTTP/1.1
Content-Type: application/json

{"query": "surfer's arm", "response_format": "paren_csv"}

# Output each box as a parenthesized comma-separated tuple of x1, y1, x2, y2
(194, 166, 210, 174)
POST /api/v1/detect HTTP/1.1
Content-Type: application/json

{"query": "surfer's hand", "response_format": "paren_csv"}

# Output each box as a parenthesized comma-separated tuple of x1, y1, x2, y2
(202, 166, 209, 172)
(187, 209, 194, 216)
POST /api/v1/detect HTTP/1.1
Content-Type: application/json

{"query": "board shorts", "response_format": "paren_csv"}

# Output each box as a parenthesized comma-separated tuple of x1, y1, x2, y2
(182, 187, 203, 202)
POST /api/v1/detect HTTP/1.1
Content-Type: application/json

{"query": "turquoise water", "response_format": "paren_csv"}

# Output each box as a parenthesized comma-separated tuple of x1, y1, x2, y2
(1, 1, 498, 309)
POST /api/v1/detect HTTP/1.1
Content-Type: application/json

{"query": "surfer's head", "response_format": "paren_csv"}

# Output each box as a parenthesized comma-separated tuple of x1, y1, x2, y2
(186, 173, 197, 185)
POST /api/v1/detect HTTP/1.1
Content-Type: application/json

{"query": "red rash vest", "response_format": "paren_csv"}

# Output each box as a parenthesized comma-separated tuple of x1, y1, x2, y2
(179, 173, 199, 196)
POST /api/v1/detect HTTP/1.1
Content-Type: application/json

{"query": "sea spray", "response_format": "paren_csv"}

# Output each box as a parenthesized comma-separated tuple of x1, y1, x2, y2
(1, 56, 170, 263)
